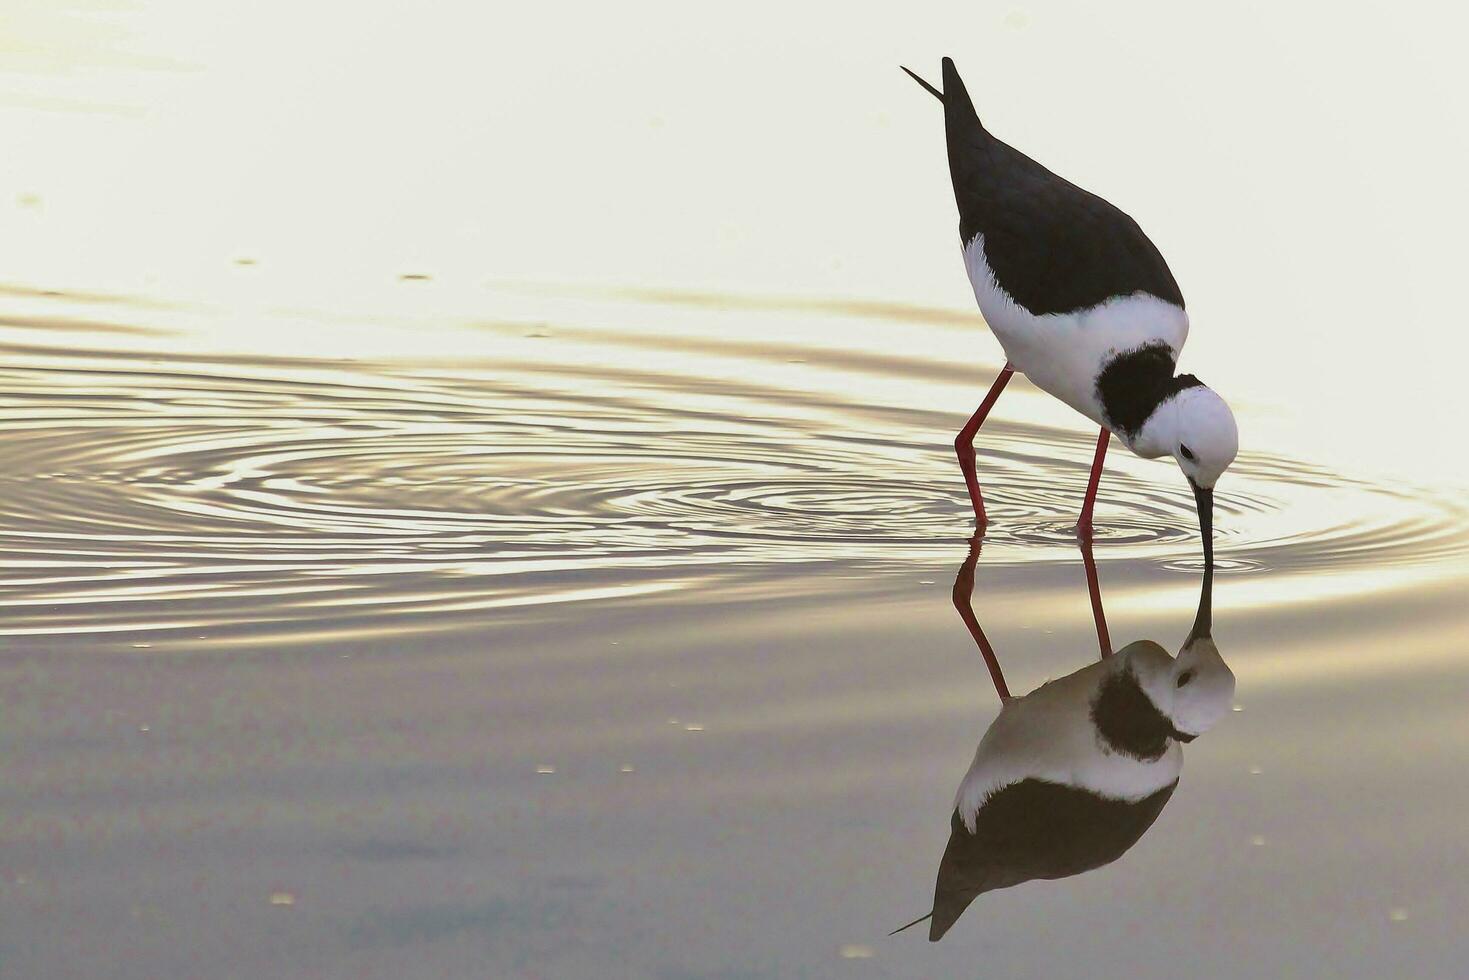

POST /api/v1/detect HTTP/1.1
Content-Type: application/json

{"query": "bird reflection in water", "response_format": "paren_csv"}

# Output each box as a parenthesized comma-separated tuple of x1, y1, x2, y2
(892, 539, 1234, 941)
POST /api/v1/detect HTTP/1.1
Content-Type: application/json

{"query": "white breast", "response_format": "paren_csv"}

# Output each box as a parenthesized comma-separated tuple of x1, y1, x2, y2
(953, 661, 1183, 831)
(962, 236, 1190, 426)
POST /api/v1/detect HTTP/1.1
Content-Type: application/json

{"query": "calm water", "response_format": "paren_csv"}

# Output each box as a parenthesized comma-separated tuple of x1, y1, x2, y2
(2, 282, 1467, 978)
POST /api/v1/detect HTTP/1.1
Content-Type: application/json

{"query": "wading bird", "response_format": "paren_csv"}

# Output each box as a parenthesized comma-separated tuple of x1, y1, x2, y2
(890, 540, 1233, 941)
(903, 58, 1237, 567)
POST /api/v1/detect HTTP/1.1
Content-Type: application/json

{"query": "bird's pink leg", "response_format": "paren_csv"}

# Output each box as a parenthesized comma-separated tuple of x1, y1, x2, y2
(1080, 537, 1112, 659)
(953, 535, 1012, 702)
(1076, 427, 1110, 541)
(955, 364, 1015, 527)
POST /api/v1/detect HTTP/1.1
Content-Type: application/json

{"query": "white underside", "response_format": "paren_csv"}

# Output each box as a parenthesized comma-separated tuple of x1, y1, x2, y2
(963, 235, 1190, 434)
(954, 658, 1182, 832)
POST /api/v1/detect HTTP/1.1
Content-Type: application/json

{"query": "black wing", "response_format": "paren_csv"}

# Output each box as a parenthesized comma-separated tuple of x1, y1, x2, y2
(940, 57, 1185, 316)
(927, 778, 1178, 941)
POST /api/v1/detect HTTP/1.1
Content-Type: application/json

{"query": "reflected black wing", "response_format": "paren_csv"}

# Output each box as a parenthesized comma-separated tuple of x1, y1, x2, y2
(928, 778, 1178, 941)
(940, 58, 1184, 316)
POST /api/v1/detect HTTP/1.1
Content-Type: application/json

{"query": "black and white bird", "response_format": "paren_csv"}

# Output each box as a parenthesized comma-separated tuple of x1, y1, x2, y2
(891, 541, 1234, 941)
(904, 58, 1238, 565)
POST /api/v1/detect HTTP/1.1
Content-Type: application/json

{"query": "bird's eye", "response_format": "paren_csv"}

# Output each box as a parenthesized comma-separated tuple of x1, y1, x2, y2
(1179, 444, 1196, 461)
(1176, 670, 1195, 688)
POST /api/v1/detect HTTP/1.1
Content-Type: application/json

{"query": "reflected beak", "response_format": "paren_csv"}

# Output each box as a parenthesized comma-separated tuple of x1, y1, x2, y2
(1188, 478, 1214, 643)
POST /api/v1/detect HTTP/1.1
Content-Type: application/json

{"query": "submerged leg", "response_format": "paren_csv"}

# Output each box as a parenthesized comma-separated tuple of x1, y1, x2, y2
(954, 363, 1015, 527)
(953, 535, 1012, 702)
(1081, 537, 1112, 659)
(1076, 427, 1110, 541)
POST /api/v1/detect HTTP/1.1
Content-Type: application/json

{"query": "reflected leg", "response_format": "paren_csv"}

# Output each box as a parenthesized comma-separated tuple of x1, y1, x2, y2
(1080, 537, 1112, 659)
(1076, 427, 1110, 541)
(954, 364, 1015, 528)
(952, 535, 1012, 702)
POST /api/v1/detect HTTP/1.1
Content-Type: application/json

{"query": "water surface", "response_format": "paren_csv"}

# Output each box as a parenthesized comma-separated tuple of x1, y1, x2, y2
(2, 282, 1467, 978)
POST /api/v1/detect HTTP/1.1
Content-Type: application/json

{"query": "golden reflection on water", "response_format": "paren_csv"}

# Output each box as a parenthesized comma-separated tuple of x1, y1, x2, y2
(1, 285, 1464, 643)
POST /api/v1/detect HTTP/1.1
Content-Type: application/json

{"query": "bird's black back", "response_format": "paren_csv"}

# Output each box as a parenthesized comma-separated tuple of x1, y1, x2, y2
(940, 58, 1185, 317)
(928, 777, 1178, 940)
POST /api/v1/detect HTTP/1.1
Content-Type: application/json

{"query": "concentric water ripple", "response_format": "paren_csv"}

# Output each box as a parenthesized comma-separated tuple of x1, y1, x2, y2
(1, 290, 1464, 641)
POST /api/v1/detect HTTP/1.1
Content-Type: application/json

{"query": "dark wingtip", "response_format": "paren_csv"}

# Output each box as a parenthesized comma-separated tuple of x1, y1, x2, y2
(888, 911, 934, 937)
(900, 65, 944, 103)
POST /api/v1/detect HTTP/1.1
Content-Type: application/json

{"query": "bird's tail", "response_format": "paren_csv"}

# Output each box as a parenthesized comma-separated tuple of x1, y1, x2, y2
(902, 58, 986, 138)
(900, 65, 944, 103)
(887, 911, 934, 937)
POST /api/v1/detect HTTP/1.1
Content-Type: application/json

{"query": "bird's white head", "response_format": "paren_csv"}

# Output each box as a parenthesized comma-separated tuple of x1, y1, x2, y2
(1134, 384, 1238, 572)
(1136, 384, 1239, 491)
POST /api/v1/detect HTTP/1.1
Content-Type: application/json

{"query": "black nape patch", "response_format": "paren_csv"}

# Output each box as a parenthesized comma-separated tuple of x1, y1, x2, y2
(1090, 664, 1178, 761)
(1094, 342, 1206, 439)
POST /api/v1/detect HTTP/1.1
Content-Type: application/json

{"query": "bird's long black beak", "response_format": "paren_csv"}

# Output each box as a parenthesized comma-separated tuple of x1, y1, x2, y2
(1188, 479, 1214, 643)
